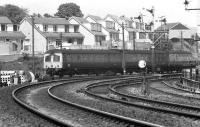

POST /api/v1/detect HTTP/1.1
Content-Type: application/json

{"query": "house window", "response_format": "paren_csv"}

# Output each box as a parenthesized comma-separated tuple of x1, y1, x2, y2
(136, 22, 140, 29)
(24, 45, 30, 51)
(91, 23, 101, 32)
(1, 24, 7, 31)
(140, 23, 144, 30)
(129, 32, 136, 40)
(65, 25, 69, 32)
(110, 33, 119, 41)
(13, 25, 18, 31)
(77, 39, 83, 45)
(68, 38, 74, 43)
(106, 21, 115, 29)
(139, 32, 146, 39)
(53, 25, 57, 32)
(95, 36, 105, 44)
(126, 21, 133, 28)
(74, 25, 79, 33)
(12, 43, 18, 51)
(43, 25, 48, 32)
(21, 40, 23, 50)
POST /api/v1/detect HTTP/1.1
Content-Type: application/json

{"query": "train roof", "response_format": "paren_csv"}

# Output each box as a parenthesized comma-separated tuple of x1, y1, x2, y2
(45, 49, 159, 54)
(45, 49, 193, 54)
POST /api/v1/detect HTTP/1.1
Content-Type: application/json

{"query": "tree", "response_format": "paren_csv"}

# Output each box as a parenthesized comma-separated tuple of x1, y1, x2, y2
(55, 3, 84, 19)
(43, 13, 53, 18)
(32, 13, 42, 18)
(0, 4, 28, 24)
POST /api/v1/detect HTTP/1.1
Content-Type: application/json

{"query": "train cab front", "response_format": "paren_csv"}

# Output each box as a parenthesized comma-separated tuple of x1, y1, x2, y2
(44, 53, 63, 76)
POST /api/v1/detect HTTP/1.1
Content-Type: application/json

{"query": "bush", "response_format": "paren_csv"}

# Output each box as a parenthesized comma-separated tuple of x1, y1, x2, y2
(42, 75, 52, 81)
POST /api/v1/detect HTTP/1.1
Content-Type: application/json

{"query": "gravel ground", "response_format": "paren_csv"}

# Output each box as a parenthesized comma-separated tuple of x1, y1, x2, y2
(51, 80, 200, 127)
(0, 85, 60, 127)
(17, 80, 126, 127)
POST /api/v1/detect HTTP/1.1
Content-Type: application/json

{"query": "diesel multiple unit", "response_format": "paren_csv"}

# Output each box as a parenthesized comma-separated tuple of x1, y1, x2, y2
(43, 49, 198, 76)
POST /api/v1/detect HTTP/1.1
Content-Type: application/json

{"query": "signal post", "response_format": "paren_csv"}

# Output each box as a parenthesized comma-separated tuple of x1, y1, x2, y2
(138, 60, 149, 96)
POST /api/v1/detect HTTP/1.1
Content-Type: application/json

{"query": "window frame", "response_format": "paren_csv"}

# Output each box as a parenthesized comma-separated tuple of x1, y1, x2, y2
(74, 25, 79, 33)
(53, 25, 57, 32)
(43, 25, 48, 32)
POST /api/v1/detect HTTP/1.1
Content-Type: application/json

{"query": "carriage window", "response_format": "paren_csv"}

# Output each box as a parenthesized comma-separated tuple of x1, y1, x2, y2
(53, 55, 60, 62)
(45, 55, 51, 62)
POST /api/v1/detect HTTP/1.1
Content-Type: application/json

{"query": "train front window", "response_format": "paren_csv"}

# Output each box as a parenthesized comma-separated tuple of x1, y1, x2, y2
(45, 55, 51, 62)
(53, 55, 60, 62)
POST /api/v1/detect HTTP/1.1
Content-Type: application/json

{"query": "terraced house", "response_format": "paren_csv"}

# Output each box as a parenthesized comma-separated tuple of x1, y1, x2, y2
(69, 16, 107, 49)
(104, 14, 151, 50)
(0, 16, 25, 55)
(85, 15, 119, 48)
(19, 17, 84, 54)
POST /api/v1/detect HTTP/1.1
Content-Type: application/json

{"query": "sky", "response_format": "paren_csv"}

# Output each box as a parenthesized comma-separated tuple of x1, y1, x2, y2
(0, 0, 199, 28)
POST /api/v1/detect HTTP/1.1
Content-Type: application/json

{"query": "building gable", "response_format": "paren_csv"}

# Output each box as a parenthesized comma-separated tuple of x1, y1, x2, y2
(171, 23, 189, 30)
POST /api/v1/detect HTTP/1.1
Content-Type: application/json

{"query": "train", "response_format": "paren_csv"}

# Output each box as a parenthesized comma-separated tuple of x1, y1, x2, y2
(43, 49, 199, 77)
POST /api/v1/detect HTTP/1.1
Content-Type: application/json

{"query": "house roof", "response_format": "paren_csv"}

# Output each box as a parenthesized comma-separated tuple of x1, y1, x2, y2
(105, 28, 119, 33)
(0, 17, 12, 24)
(156, 22, 189, 31)
(0, 31, 26, 38)
(43, 32, 84, 38)
(70, 16, 106, 36)
(105, 14, 122, 24)
(86, 15, 102, 21)
(31, 17, 70, 25)
(120, 15, 132, 21)
(91, 31, 106, 36)
(72, 16, 89, 23)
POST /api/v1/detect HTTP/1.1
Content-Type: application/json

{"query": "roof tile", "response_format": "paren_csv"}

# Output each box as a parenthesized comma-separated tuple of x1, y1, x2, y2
(0, 17, 12, 24)
(43, 32, 84, 38)
(30, 17, 70, 25)
(0, 31, 25, 38)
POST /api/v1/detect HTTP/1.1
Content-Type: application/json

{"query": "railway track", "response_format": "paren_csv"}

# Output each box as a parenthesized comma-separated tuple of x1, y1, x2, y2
(12, 76, 162, 127)
(150, 80, 200, 102)
(108, 80, 200, 119)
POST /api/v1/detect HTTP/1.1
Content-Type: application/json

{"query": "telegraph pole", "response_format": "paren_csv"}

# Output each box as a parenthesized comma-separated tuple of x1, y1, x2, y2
(181, 31, 183, 51)
(133, 32, 136, 50)
(151, 7, 155, 74)
(122, 22, 126, 75)
(60, 32, 63, 49)
(31, 16, 35, 76)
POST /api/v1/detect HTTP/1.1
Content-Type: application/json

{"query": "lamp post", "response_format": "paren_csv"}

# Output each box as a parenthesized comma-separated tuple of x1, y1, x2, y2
(184, 0, 200, 10)
(31, 16, 35, 76)
(122, 22, 126, 75)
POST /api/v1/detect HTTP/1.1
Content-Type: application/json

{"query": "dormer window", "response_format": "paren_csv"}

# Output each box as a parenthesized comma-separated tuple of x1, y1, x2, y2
(126, 21, 133, 28)
(1, 24, 7, 31)
(43, 25, 48, 32)
(13, 25, 19, 31)
(91, 23, 101, 32)
(53, 25, 57, 32)
(106, 21, 115, 29)
(74, 25, 79, 33)
(65, 25, 69, 33)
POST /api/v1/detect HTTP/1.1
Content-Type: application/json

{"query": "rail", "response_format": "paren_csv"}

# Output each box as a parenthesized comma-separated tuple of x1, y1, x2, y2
(181, 77, 200, 90)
